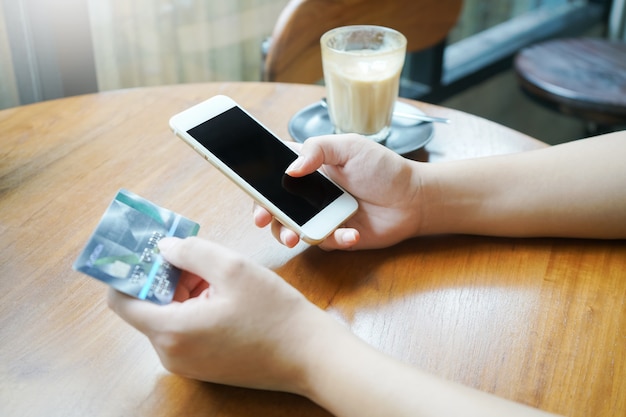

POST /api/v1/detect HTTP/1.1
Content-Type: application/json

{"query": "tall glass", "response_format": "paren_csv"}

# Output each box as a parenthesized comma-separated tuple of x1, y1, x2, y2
(321, 25, 407, 143)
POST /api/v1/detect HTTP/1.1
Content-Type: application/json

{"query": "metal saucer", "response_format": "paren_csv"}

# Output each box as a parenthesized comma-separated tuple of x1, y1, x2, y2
(288, 100, 434, 156)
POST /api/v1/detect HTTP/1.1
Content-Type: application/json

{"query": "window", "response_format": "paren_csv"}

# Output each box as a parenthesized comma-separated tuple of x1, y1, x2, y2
(0, 0, 612, 110)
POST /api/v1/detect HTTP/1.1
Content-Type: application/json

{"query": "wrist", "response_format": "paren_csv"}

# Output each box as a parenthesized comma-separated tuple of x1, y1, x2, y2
(292, 308, 369, 400)
(415, 160, 486, 237)
(414, 162, 451, 236)
(279, 304, 345, 397)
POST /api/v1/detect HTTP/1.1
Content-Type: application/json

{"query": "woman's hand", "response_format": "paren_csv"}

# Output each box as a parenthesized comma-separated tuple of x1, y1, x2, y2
(107, 236, 331, 394)
(254, 134, 424, 250)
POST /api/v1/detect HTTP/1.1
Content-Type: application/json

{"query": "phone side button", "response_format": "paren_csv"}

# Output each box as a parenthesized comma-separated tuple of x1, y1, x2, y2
(191, 146, 206, 160)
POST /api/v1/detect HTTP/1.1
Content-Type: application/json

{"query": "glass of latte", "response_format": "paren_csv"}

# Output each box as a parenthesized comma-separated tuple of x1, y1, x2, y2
(321, 25, 407, 143)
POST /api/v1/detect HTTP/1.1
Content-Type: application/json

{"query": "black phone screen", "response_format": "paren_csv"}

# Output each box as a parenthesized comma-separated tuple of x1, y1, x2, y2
(187, 106, 343, 226)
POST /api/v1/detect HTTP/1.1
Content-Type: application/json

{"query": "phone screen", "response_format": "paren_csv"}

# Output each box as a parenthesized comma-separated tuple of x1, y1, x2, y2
(187, 106, 343, 226)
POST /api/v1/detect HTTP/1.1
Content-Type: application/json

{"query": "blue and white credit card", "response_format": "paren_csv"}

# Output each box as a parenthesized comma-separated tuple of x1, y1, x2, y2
(73, 189, 200, 304)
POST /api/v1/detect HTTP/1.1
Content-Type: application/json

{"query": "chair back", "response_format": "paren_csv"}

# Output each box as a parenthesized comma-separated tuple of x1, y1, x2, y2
(263, 0, 463, 83)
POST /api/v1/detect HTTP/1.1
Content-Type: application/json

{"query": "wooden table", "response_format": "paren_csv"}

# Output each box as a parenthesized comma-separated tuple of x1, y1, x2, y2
(1, 82, 624, 417)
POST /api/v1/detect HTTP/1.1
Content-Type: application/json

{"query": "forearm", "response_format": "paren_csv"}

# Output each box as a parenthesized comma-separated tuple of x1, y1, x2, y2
(419, 131, 626, 239)
(299, 313, 560, 417)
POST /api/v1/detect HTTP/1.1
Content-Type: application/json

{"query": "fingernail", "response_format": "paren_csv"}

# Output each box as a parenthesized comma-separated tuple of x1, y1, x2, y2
(286, 156, 305, 174)
(342, 230, 358, 245)
(280, 228, 292, 246)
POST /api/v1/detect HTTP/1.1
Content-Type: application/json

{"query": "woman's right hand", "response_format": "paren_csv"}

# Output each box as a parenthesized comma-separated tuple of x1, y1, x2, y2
(254, 134, 425, 251)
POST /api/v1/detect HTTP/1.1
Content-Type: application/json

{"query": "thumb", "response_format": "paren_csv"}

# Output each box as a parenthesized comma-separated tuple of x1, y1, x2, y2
(285, 134, 365, 177)
(318, 228, 361, 251)
(158, 237, 234, 285)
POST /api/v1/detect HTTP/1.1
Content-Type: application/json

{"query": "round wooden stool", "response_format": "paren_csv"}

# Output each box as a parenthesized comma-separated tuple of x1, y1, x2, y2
(514, 37, 626, 133)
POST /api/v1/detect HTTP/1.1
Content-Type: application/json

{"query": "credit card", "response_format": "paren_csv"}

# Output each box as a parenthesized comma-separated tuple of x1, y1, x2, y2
(73, 189, 200, 304)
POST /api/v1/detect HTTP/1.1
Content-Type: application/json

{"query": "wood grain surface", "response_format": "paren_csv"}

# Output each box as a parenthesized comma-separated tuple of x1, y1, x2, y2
(1, 82, 623, 417)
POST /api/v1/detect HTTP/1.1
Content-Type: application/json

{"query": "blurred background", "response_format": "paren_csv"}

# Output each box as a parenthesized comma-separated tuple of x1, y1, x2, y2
(1, 0, 623, 144)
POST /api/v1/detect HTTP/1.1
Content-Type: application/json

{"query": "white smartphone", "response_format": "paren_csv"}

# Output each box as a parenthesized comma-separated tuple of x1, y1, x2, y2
(169, 95, 358, 244)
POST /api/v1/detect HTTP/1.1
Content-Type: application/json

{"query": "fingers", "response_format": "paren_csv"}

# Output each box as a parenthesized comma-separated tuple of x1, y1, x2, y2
(173, 272, 210, 301)
(286, 134, 365, 177)
(318, 228, 360, 251)
(254, 204, 301, 247)
(157, 237, 236, 285)
(107, 287, 168, 334)
(268, 220, 360, 250)
(270, 218, 300, 248)
(108, 237, 235, 333)
(253, 204, 272, 228)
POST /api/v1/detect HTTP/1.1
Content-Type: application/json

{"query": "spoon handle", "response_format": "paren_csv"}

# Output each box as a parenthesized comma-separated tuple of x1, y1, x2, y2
(393, 110, 451, 124)
(320, 98, 450, 124)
